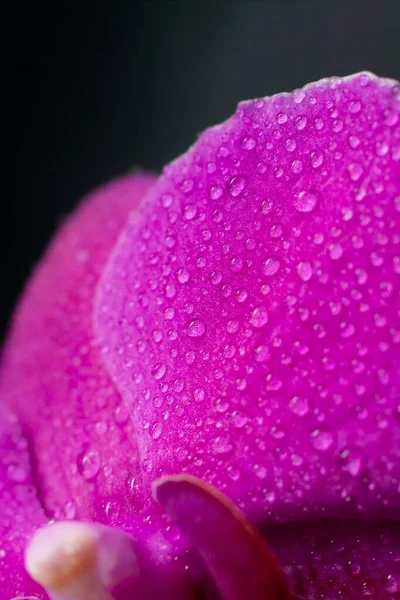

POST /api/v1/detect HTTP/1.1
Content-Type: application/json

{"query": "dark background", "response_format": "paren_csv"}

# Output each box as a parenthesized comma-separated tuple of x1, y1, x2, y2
(3, 0, 400, 338)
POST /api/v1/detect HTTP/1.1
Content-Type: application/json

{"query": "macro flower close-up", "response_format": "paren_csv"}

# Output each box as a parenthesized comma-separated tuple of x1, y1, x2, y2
(3, 3, 400, 600)
(2, 70, 400, 600)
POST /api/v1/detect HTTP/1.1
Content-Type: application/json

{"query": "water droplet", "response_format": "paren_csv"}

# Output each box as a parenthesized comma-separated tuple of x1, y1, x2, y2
(270, 224, 283, 238)
(142, 458, 153, 473)
(293, 89, 305, 103)
(228, 175, 246, 197)
(7, 464, 28, 483)
(161, 193, 174, 208)
(186, 351, 195, 364)
(294, 191, 319, 213)
(291, 159, 303, 174)
(329, 243, 343, 260)
(332, 119, 343, 132)
(311, 429, 334, 451)
(254, 345, 271, 363)
(342, 207, 354, 221)
(226, 319, 239, 334)
(153, 329, 163, 343)
(386, 575, 400, 593)
(340, 322, 355, 338)
(291, 454, 304, 466)
(65, 501, 77, 519)
(152, 363, 167, 380)
(77, 449, 101, 480)
(209, 185, 223, 200)
(348, 135, 360, 148)
(347, 163, 363, 181)
(212, 437, 233, 455)
(254, 465, 267, 479)
(194, 388, 206, 403)
(210, 271, 222, 285)
(115, 405, 129, 425)
(230, 257, 244, 272)
(310, 151, 324, 169)
(228, 467, 241, 481)
(289, 396, 310, 416)
(375, 140, 389, 157)
(383, 108, 399, 126)
(297, 261, 312, 281)
(95, 421, 107, 436)
(262, 258, 281, 276)
(266, 375, 282, 391)
(261, 198, 273, 215)
(285, 138, 297, 152)
(236, 289, 248, 303)
(232, 411, 248, 428)
(296, 115, 307, 130)
(241, 136, 256, 150)
(339, 448, 362, 476)
(250, 306, 269, 328)
(277, 112, 288, 124)
(151, 422, 163, 440)
(184, 204, 197, 220)
(177, 268, 190, 284)
(185, 319, 206, 338)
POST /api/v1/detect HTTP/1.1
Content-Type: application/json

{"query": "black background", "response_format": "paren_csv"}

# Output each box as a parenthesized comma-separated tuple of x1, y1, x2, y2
(3, 0, 400, 337)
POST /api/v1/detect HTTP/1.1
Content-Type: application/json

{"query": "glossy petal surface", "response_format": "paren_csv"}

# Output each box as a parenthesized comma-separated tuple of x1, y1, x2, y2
(97, 73, 400, 520)
(95, 73, 400, 597)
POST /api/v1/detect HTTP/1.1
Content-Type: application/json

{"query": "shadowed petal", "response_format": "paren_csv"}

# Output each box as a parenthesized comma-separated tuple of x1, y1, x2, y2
(154, 475, 291, 600)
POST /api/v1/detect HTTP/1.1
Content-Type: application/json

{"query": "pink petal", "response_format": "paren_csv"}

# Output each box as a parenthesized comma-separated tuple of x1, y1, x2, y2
(0, 171, 204, 599)
(0, 174, 155, 522)
(0, 405, 47, 598)
(95, 73, 400, 596)
(154, 474, 291, 600)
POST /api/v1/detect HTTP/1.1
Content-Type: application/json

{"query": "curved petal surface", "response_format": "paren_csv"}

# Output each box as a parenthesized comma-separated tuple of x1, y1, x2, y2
(96, 73, 400, 521)
(0, 174, 155, 523)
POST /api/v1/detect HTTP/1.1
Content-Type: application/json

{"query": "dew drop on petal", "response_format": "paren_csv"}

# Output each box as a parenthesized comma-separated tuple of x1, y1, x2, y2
(294, 191, 319, 213)
(77, 448, 101, 480)
(297, 261, 313, 281)
(262, 258, 281, 276)
(250, 306, 269, 328)
(185, 319, 206, 338)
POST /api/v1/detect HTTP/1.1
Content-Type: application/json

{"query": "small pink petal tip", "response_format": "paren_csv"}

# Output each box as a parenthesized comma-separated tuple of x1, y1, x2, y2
(153, 474, 292, 600)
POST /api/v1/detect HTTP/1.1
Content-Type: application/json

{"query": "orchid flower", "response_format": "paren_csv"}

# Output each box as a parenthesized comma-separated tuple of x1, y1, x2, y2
(1, 71, 399, 599)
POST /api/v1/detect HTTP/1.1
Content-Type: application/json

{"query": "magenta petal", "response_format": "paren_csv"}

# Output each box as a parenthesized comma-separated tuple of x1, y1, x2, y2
(0, 174, 156, 521)
(95, 73, 400, 596)
(96, 73, 400, 520)
(0, 405, 47, 598)
(154, 475, 291, 600)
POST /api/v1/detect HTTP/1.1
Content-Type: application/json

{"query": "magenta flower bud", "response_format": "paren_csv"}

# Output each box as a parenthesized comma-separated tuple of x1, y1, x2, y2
(1, 72, 399, 598)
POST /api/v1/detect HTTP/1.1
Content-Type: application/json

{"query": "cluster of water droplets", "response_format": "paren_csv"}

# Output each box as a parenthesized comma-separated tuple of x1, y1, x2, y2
(268, 519, 400, 599)
(96, 73, 400, 544)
